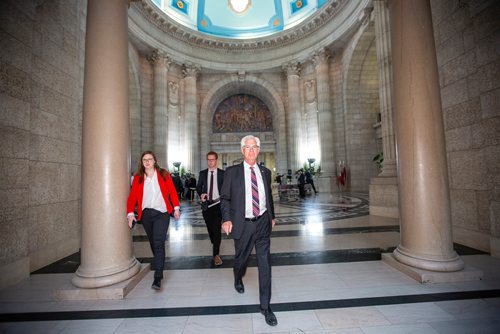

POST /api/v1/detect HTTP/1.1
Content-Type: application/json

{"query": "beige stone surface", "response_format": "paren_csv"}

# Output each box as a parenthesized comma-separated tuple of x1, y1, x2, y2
(382, 253, 483, 283)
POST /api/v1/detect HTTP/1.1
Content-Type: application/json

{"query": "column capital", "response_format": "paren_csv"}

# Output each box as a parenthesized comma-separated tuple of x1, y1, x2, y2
(311, 49, 330, 68)
(147, 50, 171, 68)
(182, 63, 200, 78)
(282, 62, 301, 76)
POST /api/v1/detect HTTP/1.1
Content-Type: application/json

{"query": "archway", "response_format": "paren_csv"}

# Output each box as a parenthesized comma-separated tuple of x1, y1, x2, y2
(199, 74, 287, 174)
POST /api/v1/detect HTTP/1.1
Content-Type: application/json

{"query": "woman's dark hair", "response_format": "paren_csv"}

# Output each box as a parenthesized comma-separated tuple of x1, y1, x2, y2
(134, 151, 160, 183)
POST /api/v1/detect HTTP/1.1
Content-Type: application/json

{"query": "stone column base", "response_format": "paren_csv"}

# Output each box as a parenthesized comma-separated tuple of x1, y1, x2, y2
(382, 253, 483, 283)
(56, 263, 150, 300)
(369, 176, 399, 218)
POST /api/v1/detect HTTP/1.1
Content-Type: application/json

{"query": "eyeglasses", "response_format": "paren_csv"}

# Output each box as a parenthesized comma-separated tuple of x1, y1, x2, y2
(142, 158, 154, 162)
(243, 145, 260, 151)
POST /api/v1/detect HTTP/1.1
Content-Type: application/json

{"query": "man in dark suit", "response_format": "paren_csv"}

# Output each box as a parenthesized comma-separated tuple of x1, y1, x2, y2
(196, 151, 225, 266)
(220, 135, 278, 327)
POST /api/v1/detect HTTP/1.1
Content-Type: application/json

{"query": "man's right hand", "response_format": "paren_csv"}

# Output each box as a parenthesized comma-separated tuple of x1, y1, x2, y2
(222, 221, 232, 235)
(200, 193, 208, 202)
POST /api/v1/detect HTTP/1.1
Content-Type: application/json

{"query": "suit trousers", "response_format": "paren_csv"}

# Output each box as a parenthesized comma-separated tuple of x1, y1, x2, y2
(202, 203, 222, 257)
(233, 211, 272, 310)
(141, 208, 170, 279)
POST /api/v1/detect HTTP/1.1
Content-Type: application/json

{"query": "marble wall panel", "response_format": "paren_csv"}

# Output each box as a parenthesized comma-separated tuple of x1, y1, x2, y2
(472, 118, 500, 148)
(445, 126, 472, 152)
(441, 50, 476, 86)
(0, 218, 28, 267)
(28, 200, 79, 254)
(471, 1, 500, 39)
(30, 108, 76, 142)
(0, 62, 31, 103)
(0, 93, 30, 130)
(476, 190, 492, 232)
(28, 161, 60, 206)
(449, 150, 488, 190)
(444, 98, 481, 130)
(29, 134, 80, 165)
(0, 1, 33, 46)
(0, 125, 29, 159)
(450, 189, 479, 230)
(441, 78, 468, 109)
(0, 188, 28, 223)
(435, 34, 464, 67)
(468, 60, 500, 100)
(0, 158, 29, 190)
(480, 87, 500, 119)
(39, 35, 79, 79)
(31, 57, 78, 101)
(0, 30, 32, 71)
(39, 85, 77, 120)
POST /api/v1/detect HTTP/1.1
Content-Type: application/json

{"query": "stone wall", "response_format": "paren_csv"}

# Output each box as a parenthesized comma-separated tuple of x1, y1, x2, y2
(0, 0, 86, 288)
(431, 0, 500, 255)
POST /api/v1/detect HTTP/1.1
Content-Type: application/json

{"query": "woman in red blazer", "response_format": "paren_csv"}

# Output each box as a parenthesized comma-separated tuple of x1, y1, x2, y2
(127, 151, 181, 290)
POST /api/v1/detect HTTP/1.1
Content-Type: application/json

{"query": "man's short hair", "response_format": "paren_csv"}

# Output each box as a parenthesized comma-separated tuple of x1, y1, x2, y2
(206, 151, 218, 159)
(240, 135, 261, 148)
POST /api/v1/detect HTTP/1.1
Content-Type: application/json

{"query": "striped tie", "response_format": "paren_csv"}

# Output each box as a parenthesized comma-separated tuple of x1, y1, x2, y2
(250, 166, 260, 217)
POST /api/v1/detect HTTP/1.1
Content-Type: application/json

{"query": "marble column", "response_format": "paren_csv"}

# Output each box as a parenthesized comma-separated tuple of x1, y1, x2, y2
(388, 0, 463, 272)
(312, 49, 335, 192)
(167, 81, 180, 170)
(304, 79, 320, 163)
(148, 50, 171, 167)
(283, 62, 303, 170)
(73, 0, 141, 288)
(374, 0, 396, 177)
(182, 64, 200, 175)
(369, 0, 399, 218)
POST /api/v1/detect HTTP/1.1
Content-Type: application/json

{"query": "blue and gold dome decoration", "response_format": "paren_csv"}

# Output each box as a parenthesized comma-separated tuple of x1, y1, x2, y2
(152, 0, 329, 39)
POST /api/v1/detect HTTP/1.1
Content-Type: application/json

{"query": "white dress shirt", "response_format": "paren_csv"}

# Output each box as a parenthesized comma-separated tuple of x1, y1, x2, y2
(142, 170, 167, 213)
(243, 161, 266, 218)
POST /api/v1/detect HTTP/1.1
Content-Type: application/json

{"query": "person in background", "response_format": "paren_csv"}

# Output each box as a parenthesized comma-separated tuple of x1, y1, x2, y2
(127, 151, 181, 290)
(172, 172, 184, 200)
(197, 151, 225, 266)
(220, 135, 278, 327)
(305, 168, 318, 194)
(297, 169, 306, 199)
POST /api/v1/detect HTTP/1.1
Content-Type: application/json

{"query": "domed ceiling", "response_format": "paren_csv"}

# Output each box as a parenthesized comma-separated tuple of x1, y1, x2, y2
(151, 0, 329, 39)
(129, 0, 370, 71)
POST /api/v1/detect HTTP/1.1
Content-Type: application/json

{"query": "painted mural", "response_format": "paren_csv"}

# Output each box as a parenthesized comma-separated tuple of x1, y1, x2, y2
(212, 94, 273, 133)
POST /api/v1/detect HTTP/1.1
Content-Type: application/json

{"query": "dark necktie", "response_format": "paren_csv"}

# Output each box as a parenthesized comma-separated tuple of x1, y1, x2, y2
(208, 171, 214, 201)
(250, 166, 260, 217)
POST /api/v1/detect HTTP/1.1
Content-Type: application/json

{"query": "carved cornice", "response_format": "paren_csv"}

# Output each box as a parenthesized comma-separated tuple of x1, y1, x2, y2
(134, 0, 348, 52)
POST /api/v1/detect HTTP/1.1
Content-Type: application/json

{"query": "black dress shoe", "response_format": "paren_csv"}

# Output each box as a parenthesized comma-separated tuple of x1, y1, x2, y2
(260, 308, 278, 326)
(151, 278, 161, 290)
(234, 279, 244, 294)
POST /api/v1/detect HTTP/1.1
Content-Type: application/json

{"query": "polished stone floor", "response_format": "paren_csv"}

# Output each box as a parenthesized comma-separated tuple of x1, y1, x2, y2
(1, 192, 500, 333)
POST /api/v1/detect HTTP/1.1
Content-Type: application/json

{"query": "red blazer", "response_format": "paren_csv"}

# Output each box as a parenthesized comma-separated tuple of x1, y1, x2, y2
(127, 169, 180, 220)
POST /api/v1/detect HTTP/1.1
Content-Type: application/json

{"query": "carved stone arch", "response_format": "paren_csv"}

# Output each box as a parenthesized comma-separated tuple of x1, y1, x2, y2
(199, 75, 287, 173)
(343, 20, 380, 192)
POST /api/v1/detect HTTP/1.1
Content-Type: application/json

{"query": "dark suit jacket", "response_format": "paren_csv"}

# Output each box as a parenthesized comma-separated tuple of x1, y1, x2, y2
(196, 168, 224, 198)
(220, 163, 275, 239)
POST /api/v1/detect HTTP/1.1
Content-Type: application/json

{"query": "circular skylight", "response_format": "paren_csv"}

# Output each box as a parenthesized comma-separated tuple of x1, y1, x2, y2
(151, 0, 329, 39)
